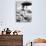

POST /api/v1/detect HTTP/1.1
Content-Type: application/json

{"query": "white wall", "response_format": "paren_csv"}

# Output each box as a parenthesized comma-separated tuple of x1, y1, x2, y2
(0, 0, 46, 45)
(32, 0, 46, 39)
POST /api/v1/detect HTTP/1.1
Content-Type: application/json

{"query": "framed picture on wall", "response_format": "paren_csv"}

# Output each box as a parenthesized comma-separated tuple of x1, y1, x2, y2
(16, 0, 32, 22)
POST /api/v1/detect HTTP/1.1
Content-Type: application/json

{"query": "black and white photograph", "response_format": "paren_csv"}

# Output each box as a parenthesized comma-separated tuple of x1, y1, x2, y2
(16, 0, 32, 22)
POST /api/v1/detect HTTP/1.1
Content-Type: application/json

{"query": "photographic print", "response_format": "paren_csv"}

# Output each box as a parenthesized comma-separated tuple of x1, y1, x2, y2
(16, 0, 32, 22)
